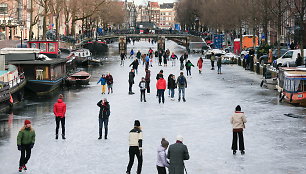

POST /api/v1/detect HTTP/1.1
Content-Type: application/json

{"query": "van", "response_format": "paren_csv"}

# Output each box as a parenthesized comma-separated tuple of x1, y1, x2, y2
(276, 49, 306, 67)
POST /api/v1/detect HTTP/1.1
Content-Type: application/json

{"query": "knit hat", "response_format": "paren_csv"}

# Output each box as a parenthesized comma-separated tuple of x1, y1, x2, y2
(134, 120, 140, 127)
(161, 138, 169, 148)
(176, 135, 183, 142)
(24, 120, 31, 125)
(235, 105, 241, 111)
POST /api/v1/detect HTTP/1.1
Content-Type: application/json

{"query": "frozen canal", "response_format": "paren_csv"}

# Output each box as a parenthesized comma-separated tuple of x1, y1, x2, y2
(0, 40, 306, 174)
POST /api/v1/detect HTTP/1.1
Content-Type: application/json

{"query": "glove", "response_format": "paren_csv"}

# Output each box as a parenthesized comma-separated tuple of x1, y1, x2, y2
(30, 143, 34, 149)
(17, 145, 22, 151)
(139, 149, 142, 156)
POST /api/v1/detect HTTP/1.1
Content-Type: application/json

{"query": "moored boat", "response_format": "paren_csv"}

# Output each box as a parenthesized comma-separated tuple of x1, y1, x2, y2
(70, 49, 92, 66)
(277, 67, 306, 106)
(66, 71, 91, 86)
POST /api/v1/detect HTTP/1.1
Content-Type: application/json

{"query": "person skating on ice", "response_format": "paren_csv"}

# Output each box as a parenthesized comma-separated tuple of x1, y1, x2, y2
(126, 120, 143, 174)
(185, 60, 194, 76)
(97, 74, 107, 94)
(197, 57, 203, 74)
(156, 138, 170, 174)
(231, 105, 247, 155)
(128, 69, 135, 94)
(105, 73, 114, 94)
(130, 59, 139, 74)
(17, 120, 35, 172)
(53, 94, 66, 139)
(177, 72, 187, 102)
(156, 75, 167, 104)
(145, 68, 151, 93)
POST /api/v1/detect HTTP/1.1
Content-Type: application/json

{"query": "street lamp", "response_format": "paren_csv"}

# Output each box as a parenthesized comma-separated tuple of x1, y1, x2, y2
(20, 26, 24, 47)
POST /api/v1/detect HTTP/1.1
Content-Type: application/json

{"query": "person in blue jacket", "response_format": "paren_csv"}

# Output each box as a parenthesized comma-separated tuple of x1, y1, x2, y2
(97, 74, 107, 94)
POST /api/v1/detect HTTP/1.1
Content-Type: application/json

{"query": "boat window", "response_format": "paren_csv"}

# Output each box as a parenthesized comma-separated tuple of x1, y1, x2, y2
(282, 51, 293, 59)
(284, 79, 300, 92)
(39, 43, 47, 51)
(49, 43, 55, 52)
(30, 43, 37, 48)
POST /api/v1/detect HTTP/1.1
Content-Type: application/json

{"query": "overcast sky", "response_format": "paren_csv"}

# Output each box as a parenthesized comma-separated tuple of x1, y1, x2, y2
(126, 0, 177, 6)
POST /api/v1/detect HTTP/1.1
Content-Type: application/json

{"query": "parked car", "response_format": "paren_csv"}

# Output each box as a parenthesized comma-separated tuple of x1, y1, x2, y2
(276, 49, 306, 67)
(259, 48, 288, 65)
(221, 52, 238, 64)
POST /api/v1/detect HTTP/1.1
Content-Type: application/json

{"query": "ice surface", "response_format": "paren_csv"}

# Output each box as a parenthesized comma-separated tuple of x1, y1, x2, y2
(0, 40, 305, 174)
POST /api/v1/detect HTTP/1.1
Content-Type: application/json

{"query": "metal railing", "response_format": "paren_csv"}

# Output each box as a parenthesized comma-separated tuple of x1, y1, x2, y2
(8, 73, 25, 88)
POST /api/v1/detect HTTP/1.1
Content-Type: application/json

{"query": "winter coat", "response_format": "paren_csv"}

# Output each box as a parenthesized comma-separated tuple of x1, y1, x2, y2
(185, 61, 194, 70)
(168, 77, 176, 89)
(171, 54, 178, 60)
(139, 80, 146, 90)
(197, 59, 203, 69)
(157, 145, 170, 168)
(211, 55, 216, 61)
(177, 75, 187, 88)
(97, 77, 107, 85)
(130, 50, 134, 55)
(105, 75, 113, 85)
(129, 71, 135, 83)
(136, 52, 141, 59)
(230, 112, 247, 130)
(17, 128, 35, 145)
(53, 99, 66, 118)
(180, 56, 184, 63)
(156, 78, 167, 90)
(167, 142, 190, 174)
(129, 127, 143, 148)
(217, 57, 222, 67)
(130, 60, 139, 69)
(97, 100, 110, 119)
(145, 70, 151, 82)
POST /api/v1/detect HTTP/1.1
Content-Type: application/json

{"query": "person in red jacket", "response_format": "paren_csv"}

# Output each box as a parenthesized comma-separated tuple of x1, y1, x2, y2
(156, 75, 167, 104)
(53, 94, 67, 139)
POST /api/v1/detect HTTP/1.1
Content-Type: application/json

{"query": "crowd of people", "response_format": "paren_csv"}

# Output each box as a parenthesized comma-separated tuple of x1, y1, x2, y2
(15, 47, 248, 174)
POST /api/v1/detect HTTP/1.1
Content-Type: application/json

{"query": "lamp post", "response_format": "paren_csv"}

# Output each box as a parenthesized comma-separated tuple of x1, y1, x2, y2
(20, 26, 24, 47)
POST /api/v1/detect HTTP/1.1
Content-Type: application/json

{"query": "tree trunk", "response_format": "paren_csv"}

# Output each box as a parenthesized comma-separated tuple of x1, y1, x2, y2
(42, 0, 48, 40)
(29, 0, 33, 41)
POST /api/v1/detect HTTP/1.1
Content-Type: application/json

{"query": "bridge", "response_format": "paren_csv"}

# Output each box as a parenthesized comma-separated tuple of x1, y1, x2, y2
(93, 30, 195, 54)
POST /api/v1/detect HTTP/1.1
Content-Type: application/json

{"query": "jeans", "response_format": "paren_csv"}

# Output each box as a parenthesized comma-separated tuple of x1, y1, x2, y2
(232, 131, 245, 151)
(145, 81, 150, 93)
(55, 117, 65, 135)
(99, 118, 109, 138)
(140, 90, 146, 101)
(19, 144, 32, 167)
(218, 66, 221, 73)
(186, 69, 191, 76)
(121, 59, 124, 66)
(127, 146, 143, 174)
(157, 166, 166, 174)
(178, 87, 185, 99)
(211, 60, 215, 69)
(170, 88, 175, 98)
(157, 89, 165, 103)
(129, 82, 133, 92)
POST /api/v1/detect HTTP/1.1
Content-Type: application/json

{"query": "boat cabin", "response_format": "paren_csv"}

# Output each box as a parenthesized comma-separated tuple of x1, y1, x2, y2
(9, 59, 67, 81)
(27, 41, 60, 58)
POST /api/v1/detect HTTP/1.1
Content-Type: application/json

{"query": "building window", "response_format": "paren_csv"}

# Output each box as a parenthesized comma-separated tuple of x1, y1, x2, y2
(0, 3, 8, 14)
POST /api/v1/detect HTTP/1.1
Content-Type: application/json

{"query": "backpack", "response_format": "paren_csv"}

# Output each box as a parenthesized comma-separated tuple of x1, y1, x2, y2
(178, 76, 185, 85)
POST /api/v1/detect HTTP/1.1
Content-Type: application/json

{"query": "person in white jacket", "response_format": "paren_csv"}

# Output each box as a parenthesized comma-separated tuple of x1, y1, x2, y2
(156, 138, 170, 174)
(230, 105, 247, 155)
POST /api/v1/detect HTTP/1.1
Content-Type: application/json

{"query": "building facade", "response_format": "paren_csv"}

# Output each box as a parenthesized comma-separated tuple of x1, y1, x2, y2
(159, 3, 176, 29)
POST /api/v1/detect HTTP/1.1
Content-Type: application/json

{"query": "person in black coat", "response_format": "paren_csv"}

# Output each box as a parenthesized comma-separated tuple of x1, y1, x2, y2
(168, 74, 177, 100)
(129, 69, 135, 94)
(97, 98, 110, 139)
(130, 59, 139, 74)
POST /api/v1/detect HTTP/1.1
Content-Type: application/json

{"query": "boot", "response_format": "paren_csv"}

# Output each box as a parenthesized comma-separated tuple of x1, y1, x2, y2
(233, 150, 236, 155)
(241, 150, 245, 155)
(178, 98, 181, 102)
(98, 128, 102, 139)
(23, 165, 27, 170)
(62, 134, 66, 140)
(183, 98, 186, 102)
(19, 167, 22, 172)
(55, 134, 58, 139)
(104, 135, 107, 140)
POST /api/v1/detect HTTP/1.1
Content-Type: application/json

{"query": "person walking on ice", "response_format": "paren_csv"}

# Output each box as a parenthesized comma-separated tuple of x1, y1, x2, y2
(231, 105, 247, 155)
(17, 120, 35, 172)
(126, 120, 143, 174)
(97, 74, 107, 94)
(156, 138, 170, 174)
(156, 75, 167, 104)
(167, 135, 190, 174)
(185, 60, 194, 76)
(130, 49, 134, 59)
(105, 73, 113, 94)
(53, 94, 66, 139)
(128, 69, 135, 94)
(197, 57, 203, 74)
(177, 72, 187, 102)
(97, 98, 110, 139)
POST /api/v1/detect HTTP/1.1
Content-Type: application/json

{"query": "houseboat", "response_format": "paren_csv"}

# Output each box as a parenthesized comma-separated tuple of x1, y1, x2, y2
(70, 49, 92, 66)
(9, 59, 67, 95)
(27, 40, 61, 58)
(277, 67, 306, 106)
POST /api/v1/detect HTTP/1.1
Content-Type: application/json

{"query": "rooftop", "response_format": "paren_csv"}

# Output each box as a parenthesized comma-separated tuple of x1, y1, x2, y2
(160, 3, 174, 9)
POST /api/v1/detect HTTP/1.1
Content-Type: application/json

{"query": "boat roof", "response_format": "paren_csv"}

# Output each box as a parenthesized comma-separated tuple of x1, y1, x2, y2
(28, 40, 59, 43)
(8, 58, 67, 65)
(0, 48, 40, 54)
(71, 71, 90, 77)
